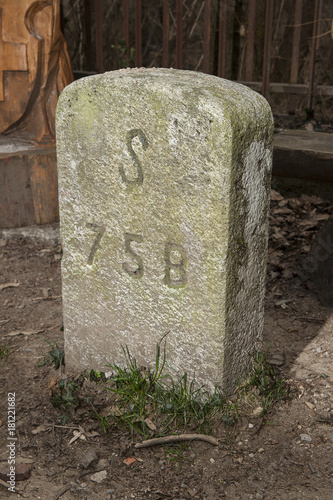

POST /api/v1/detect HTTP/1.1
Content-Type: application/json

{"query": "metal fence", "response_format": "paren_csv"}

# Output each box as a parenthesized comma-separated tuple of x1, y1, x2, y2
(64, 0, 333, 115)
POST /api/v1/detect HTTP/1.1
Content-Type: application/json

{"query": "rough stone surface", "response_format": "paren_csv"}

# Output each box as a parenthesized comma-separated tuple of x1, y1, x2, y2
(56, 68, 273, 392)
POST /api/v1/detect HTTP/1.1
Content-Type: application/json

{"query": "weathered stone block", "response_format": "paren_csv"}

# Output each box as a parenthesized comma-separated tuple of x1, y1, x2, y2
(56, 68, 273, 392)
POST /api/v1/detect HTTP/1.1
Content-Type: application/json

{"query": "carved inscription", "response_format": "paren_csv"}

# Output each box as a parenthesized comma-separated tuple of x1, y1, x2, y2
(86, 223, 106, 264)
(120, 129, 148, 186)
(122, 233, 144, 278)
(88, 128, 187, 285)
(85, 226, 188, 287)
(164, 243, 188, 288)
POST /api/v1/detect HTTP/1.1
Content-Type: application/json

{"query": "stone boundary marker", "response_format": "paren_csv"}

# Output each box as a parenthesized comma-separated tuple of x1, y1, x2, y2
(56, 68, 273, 393)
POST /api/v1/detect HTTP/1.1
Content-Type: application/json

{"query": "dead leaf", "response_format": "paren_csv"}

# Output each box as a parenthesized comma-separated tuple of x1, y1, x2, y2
(299, 220, 319, 228)
(300, 194, 324, 205)
(314, 214, 330, 221)
(282, 269, 294, 279)
(85, 430, 100, 438)
(47, 377, 59, 395)
(273, 207, 293, 215)
(144, 418, 157, 431)
(32, 424, 52, 434)
(271, 189, 284, 201)
(274, 299, 292, 308)
(69, 427, 85, 445)
(123, 457, 136, 466)
(4, 329, 44, 337)
(0, 282, 20, 291)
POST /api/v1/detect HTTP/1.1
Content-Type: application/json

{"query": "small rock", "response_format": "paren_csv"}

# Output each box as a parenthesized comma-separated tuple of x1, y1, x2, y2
(81, 448, 99, 469)
(0, 463, 32, 481)
(328, 434, 333, 442)
(209, 458, 215, 463)
(90, 470, 107, 483)
(258, 448, 264, 453)
(249, 423, 254, 429)
(252, 407, 263, 418)
(300, 434, 312, 443)
(249, 453, 255, 458)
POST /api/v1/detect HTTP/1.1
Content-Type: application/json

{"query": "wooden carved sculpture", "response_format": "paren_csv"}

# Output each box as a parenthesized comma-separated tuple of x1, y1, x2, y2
(0, 0, 73, 147)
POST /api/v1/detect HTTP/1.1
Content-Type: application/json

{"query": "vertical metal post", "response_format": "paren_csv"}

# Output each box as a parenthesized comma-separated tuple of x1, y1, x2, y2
(135, 0, 142, 67)
(95, 0, 104, 73)
(203, 0, 211, 73)
(245, 0, 256, 81)
(162, 0, 170, 67)
(84, 0, 92, 70)
(289, 0, 303, 114)
(176, 0, 183, 69)
(307, 0, 322, 109)
(218, 0, 227, 78)
(262, 0, 273, 98)
(122, 0, 130, 67)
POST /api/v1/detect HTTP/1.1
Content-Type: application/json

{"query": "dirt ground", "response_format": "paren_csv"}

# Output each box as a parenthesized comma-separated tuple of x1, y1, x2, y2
(0, 178, 332, 500)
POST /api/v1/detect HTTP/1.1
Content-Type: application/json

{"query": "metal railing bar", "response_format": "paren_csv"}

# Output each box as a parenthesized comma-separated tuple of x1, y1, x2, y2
(262, 0, 273, 98)
(122, 0, 130, 67)
(307, 0, 322, 109)
(245, 0, 256, 81)
(162, 0, 170, 67)
(95, 0, 104, 73)
(218, 0, 227, 78)
(135, 0, 142, 67)
(176, 0, 183, 69)
(289, 0, 303, 114)
(203, 0, 211, 73)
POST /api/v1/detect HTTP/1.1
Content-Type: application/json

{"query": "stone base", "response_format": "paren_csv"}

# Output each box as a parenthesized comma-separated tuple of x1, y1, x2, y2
(0, 144, 58, 228)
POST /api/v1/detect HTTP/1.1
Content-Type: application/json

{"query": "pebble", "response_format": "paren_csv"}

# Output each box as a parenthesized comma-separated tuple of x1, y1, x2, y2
(81, 448, 98, 469)
(300, 434, 312, 443)
(328, 433, 333, 443)
(252, 407, 263, 418)
(90, 470, 107, 483)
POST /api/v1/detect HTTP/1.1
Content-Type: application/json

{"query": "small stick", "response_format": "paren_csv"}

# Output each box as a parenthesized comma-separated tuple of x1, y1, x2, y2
(0, 478, 24, 496)
(134, 433, 218, 449)
(54, 485, 71, 500)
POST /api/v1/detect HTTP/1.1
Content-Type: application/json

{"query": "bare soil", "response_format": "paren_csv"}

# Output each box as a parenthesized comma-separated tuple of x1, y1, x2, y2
(0, 179, 332, 500)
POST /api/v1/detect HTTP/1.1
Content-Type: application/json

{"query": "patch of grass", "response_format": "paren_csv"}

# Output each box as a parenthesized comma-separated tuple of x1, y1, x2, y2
(0, 343, 11, 365)
(239, 346, 290, 415)
(102, 340, 230, 439)
(164, 442, 191, 462)
(100, 342, 290, 441)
